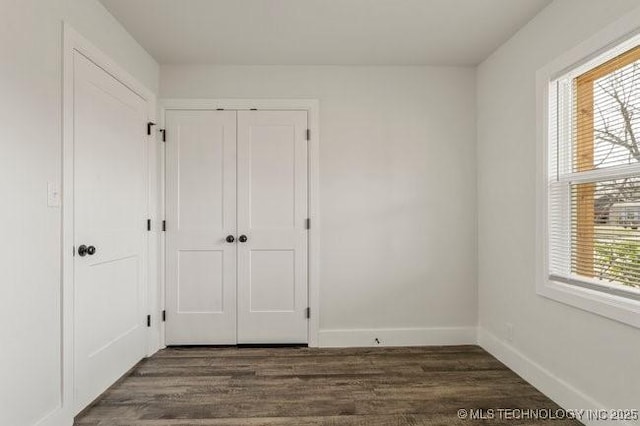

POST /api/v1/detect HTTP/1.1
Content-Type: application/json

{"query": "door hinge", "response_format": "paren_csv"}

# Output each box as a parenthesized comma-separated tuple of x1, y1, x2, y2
(159, 129, 166, 142)
(305, 218, 310, 230)
(147, 122, 156, 136)
(162, 310, 166, 322)
(146, 314, 151, 327)
(147, 219, 151, 231)
(305, 307, 310, 319)
(306, 129, 310, 141)
(162, 220, 166, 232)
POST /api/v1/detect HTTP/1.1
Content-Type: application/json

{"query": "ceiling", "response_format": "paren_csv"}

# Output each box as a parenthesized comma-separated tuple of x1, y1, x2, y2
(99, 0, 552, 66)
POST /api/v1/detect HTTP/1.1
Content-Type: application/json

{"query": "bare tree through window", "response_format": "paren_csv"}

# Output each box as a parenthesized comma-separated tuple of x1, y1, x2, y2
(575, 49, 640, 289)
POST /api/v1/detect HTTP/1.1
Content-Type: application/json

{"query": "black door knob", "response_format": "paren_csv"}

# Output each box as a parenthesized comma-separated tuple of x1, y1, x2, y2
(238, 235, 248, 243)
(77, 245, 88, 257)
(87, 246, 96, 255)
(225, 235, 235, 243)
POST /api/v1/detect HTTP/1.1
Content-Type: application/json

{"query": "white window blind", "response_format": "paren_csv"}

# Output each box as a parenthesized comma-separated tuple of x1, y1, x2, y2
(547, 43, 640, 299)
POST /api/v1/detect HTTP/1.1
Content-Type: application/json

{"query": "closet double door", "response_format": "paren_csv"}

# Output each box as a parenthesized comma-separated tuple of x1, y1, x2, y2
(165, 110, 308, 345)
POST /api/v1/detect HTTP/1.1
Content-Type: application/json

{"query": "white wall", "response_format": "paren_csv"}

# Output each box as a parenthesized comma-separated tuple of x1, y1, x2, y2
(477, 0, 640, 418)
(161, 66, 478, 345)
(0, 1, 158, 425)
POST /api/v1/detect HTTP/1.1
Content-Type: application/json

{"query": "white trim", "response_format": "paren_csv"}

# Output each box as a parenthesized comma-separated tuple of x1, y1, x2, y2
(557, 163, 640, 185)
(535, 7, 640, 330)
(551, 25, 640, 82)
(147, 125, 165, 355)
(61, 23, 157, 424)
(33, 407, 66, 426)
(318, 327, 477, 348)
(478, 328, 636, 426)
(158, 98, 321, 348)
(160, 98, 318, 112)
(537, 280, 640, 328)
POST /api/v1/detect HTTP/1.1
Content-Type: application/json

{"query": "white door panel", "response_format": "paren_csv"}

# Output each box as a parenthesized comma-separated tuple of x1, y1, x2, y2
(165, 110, 237, 345)
(249, 250, 296, 312)
(73, 52, 148, 413)
(237, 111, 308, 344)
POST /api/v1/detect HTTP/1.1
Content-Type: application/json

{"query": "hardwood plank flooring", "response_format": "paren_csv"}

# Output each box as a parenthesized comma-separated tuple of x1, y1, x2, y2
(74, 346, 579, 425)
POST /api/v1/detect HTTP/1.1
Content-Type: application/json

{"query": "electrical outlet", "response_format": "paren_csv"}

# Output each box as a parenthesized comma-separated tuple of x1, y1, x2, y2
(506, 323, 514, 343)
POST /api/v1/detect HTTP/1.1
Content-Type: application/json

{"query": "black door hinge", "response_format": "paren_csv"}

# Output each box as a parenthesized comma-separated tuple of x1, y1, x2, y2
(306, 129, 310, 141)
(162, 310, 166, 322)
(162, 220, 166, 232)
(146, 314, 151, 327)
(159, 129, 166, 142)
(147, 122, 156, 136)
(305, 307, 310, 319)
(305, 218, 310, 230)
(147, 219, 151, 231)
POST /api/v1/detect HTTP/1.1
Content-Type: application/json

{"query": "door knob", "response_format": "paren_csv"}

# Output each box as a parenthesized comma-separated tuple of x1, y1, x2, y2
(77, 245, 96, 257)
(238, 235, 248, 243)
(225, 235, 235, 243)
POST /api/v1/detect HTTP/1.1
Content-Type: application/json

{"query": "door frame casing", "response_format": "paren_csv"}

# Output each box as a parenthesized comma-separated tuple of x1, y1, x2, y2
(58, 24, 158, 425)
(159, 99, 320, 348)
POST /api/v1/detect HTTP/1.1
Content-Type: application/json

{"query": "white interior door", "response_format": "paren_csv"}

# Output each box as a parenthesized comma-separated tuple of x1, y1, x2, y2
(73, 52, 148, 412)
(165, 110, 237, 345)
(237, 111, 309, 344)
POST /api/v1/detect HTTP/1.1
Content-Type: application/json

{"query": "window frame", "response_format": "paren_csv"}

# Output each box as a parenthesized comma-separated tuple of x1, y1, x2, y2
(536, 20, 640, 329)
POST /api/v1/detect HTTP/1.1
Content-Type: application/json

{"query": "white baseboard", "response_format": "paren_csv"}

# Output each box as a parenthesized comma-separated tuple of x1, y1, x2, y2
(318, 326, 477, 348)
(34, 406, 72, 426)
(478, 328, 635, 426)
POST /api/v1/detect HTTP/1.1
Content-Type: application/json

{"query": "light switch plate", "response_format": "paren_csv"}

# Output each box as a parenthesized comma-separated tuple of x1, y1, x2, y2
(48, 182, 61, 207)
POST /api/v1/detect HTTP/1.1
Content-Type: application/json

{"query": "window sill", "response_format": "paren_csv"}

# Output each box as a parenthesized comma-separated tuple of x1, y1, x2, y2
(537, 278, 640, 329)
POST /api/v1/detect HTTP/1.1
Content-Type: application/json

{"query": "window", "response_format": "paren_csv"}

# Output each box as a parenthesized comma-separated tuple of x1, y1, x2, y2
(543, 36, 640, 322)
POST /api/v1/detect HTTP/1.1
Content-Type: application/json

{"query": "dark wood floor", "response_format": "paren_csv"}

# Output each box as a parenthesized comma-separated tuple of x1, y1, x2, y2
(75, 345, 578, 425)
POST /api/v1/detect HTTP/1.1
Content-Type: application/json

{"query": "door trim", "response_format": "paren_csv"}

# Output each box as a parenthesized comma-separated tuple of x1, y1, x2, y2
(59, 23, 157, 423)
(159, 99, 320, 348)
